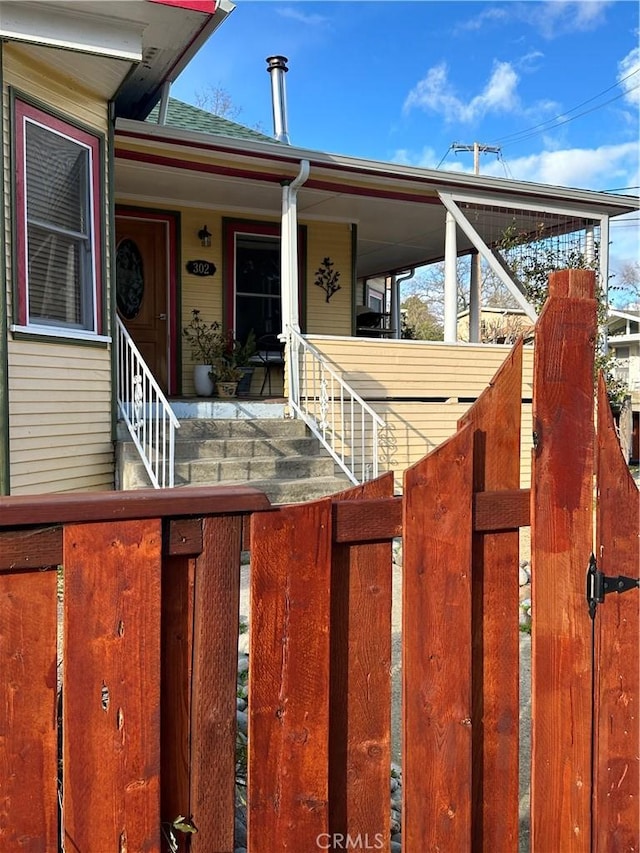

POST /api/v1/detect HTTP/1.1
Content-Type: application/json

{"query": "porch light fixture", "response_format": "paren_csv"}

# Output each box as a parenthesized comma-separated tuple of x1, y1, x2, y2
(198, 225, 212, 248)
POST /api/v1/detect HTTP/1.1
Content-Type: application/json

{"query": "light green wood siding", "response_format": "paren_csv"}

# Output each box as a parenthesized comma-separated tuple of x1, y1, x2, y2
(8, 342, 113, 493)
(3, 44, 112, 493)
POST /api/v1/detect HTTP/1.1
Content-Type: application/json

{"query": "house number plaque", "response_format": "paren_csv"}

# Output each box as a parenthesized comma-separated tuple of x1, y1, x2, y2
(186, 260, 216, 276)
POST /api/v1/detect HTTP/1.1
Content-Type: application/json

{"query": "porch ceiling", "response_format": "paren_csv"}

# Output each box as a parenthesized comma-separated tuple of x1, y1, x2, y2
(115, 158, 468, 279)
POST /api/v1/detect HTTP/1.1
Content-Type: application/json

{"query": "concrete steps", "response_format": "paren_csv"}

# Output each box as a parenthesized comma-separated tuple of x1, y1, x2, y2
(116, 413, 349, 503)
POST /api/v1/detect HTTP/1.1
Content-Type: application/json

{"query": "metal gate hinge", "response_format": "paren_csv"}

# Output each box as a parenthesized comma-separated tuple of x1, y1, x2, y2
(587, 553, 640, 620)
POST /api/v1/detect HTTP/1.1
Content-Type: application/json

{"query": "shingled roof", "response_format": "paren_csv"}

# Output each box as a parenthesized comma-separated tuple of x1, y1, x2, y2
(146, 97, 277, 144)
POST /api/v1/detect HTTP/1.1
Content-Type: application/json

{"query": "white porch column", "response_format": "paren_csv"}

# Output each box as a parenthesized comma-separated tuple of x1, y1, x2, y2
(585, 224, 595, 264)
(280, 182, 291, 334)
(444, 210, 458, 343)
(390, 274, 399, 339)
(280, 160, 310, 334)
(469, 251, 481, 343)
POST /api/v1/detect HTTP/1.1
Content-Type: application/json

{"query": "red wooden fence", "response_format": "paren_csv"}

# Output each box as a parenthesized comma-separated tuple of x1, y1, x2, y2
(0, 270, 637, 852)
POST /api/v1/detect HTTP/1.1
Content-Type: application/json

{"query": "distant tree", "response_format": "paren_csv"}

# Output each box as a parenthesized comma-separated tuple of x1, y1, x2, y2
(401, 294, 444, 340)
(194, 83, 266, 133)
(195, 84, 243, 121)
(615, 260, 640, 308)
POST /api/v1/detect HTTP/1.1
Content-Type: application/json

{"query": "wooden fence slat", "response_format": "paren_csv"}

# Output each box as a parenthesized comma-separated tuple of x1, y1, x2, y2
(0, 569, 58, 851)
(190, 515, 243, 853)
(594, 374, 639, 851)
(530, 269, 597, 852)
(403, 423, 474, 850)
(330, 473, 395, 849)
(0, 526, 62, 570)
(248, 498, 333, 852)
(161, 551, 196, 852)
(0, 485, 270, 527)
(458, 340, 522, 850)
(62, 520, 162, 853)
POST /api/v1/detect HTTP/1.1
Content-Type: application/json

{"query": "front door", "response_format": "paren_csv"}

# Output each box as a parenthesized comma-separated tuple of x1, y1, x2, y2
(115, 215, 169, 392)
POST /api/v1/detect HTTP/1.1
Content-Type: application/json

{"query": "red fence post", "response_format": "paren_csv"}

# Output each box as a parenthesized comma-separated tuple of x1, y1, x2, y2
(329, 474, 395, 849)
(530, 269, 597, 852)
(593, 374, 639, 850)
(0, 564, 58, 850)
(63, 519, 163, 852)
(403, 423, 474, 850)
(248, 499, 333, 852)
(458, 340, 523, 850)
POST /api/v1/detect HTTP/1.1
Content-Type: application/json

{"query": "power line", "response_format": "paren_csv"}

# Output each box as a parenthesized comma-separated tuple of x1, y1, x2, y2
(435, 146, 453, 170)
(489, 68, 640, 148)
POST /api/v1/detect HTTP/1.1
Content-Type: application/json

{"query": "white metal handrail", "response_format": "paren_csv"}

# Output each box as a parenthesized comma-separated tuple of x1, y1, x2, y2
(116, 317, 179, 488)
(288, 328, 384, 484)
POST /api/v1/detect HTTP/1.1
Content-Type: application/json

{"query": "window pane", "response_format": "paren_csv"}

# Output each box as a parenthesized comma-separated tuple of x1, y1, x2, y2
(26, 121, 89, 234)
(236, 294, 281, 341)
(236, 236, 280, 296)
(28, 224, 87, 326)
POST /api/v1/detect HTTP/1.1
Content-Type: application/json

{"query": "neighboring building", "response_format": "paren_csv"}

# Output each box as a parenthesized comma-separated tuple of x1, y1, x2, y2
(457, 307, 534, 345)
(1, 0, 638, 495)
(608, 308, 640, 392)
(608, 308, 640, 461)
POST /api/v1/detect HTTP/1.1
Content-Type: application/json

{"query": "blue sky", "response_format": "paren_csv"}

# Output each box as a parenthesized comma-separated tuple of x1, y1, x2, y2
(172, 0, 640, 283)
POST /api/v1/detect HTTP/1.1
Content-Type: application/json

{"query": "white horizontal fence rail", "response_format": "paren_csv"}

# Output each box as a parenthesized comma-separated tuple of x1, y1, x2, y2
(116, 317, 179, 488)
(288, 328, 384, 484)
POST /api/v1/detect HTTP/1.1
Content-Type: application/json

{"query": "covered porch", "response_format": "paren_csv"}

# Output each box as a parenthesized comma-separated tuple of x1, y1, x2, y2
(113, 111, 636, 487)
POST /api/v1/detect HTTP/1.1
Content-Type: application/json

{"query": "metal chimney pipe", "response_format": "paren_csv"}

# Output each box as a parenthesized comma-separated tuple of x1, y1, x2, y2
(266, 55, 290, 144)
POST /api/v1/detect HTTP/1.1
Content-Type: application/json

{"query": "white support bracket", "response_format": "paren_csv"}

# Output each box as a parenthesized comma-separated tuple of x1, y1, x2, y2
(439, 192, 538, 322)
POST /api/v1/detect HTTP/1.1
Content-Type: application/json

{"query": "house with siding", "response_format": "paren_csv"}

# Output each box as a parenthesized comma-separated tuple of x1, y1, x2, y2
(1, 0, 638, 497)
(608, 308, 640, 461)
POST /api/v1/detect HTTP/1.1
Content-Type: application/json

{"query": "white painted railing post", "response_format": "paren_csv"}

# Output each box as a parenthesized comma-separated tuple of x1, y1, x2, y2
(116, 317, 180, 489)
(287, 328, 383, 485)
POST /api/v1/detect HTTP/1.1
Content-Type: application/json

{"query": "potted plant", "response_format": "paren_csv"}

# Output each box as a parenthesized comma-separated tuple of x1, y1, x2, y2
(211, 360, 244, 397)
(232, 329, 257, 396)
(183, 309, 225, 396)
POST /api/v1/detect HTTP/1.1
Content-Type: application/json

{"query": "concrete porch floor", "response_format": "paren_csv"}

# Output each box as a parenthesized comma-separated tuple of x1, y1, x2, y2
(169, 396, 287, 420)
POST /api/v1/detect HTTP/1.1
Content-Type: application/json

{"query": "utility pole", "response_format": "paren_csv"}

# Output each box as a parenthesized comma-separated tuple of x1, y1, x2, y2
(451, 142, 502, 176)
(450, 143, 502, 342)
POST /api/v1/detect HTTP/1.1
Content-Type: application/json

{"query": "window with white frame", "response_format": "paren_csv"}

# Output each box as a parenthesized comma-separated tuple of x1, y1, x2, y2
(14, 99, 102, 335)
(366, 284, 384, 314)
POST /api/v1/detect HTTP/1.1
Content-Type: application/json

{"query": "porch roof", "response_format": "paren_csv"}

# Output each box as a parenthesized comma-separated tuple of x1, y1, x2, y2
(115, 114, 639, 280)
(146, 97, 276, 144)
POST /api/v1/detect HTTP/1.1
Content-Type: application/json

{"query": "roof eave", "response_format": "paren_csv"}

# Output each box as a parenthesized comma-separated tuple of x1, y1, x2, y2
(115, 117, 640, 217)
(114, 1, 235, 120)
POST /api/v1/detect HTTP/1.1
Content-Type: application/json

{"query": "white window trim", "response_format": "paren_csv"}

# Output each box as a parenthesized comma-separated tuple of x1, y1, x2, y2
(15, 98, 103, 338)
(10, 324, 111, 343)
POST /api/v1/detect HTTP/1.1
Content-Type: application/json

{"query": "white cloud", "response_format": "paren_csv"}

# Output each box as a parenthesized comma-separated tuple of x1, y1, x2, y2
(454, 6, 509, 33)
(276, 7, 329, 27)
(396, 140, 638, 194)
(525, 1, 613, 38)
(517, 50, 545, 71)
(481, 142, 639, 190)
(404, 61, 520, 123)
(391, 146, 440, 169)
(618, 44, 640, 107)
